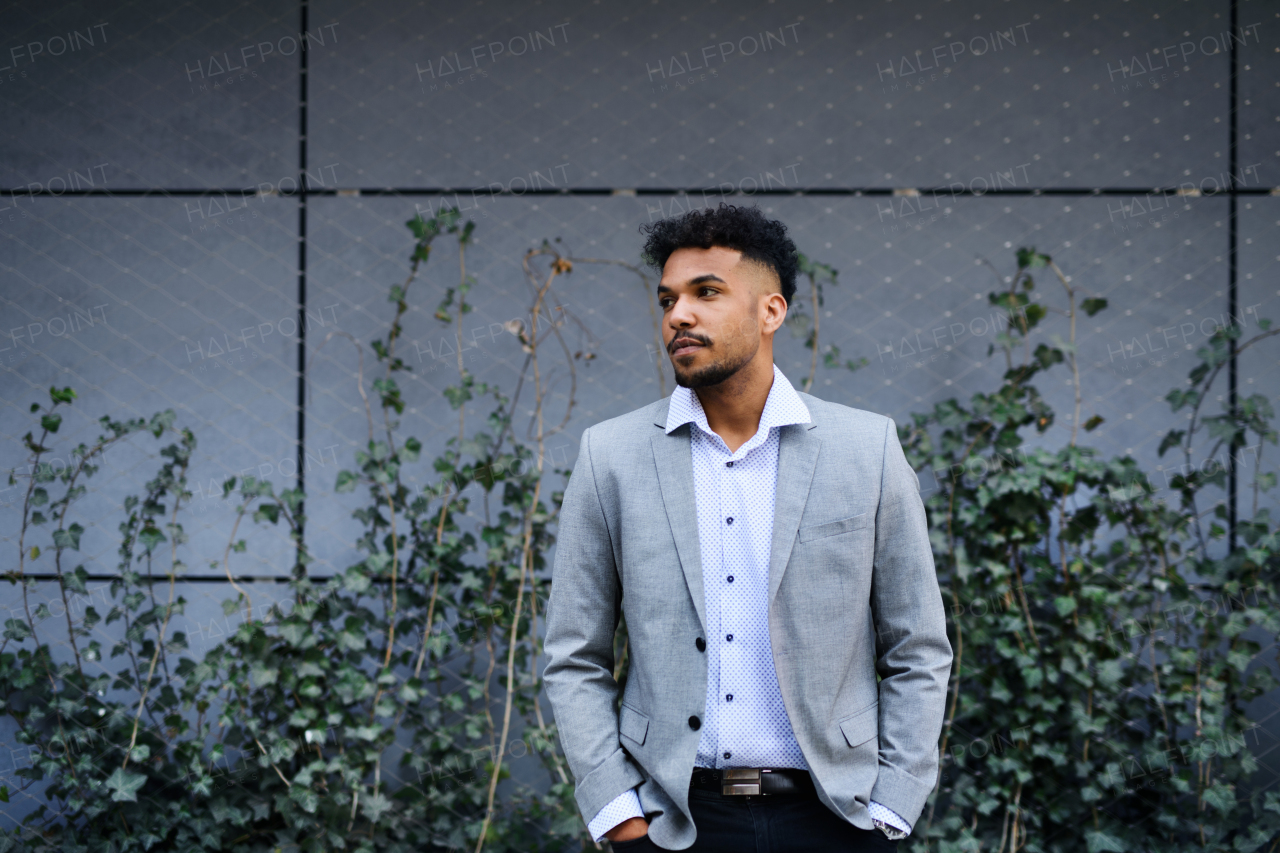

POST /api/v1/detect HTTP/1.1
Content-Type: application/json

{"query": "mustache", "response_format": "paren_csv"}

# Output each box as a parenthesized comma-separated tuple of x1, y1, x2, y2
(669, 334, 710, 352)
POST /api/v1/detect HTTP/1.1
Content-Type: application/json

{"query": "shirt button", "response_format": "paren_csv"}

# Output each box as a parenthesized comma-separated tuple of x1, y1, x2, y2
(727, 575, 734, 583)
(726, 694, 733, 702)
(726, 461, 733, 467)
(689, 715, 702, 731)
(696, 637, 706, 652)
(724, 751, 732, 759)
(726, 517, 733, 524)
(726, 634, 734, 642)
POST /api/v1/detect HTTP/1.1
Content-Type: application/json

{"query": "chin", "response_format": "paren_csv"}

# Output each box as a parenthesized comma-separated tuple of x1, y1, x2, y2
(673, 361, 738, 390)
(672, 365, 699, 388)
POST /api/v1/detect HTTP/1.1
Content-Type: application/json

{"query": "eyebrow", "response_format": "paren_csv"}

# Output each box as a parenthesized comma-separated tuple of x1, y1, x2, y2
(656, 274, 726, 295)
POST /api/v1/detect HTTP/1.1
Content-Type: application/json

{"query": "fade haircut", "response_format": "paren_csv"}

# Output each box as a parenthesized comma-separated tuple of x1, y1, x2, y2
(639, 202, 799, 308)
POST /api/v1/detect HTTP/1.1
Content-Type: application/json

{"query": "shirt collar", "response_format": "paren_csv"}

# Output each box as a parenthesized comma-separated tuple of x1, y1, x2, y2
(664, 362, 811, 450)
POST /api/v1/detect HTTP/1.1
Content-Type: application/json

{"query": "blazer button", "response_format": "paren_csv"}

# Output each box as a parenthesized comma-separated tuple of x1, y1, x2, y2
(695, 637, 706, 652)
(688, 715, 701, 731)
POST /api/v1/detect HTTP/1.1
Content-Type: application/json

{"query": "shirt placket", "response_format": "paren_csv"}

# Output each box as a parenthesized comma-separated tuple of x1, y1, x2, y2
(696, 428, 724, 769)
(718, 437, 754, 767)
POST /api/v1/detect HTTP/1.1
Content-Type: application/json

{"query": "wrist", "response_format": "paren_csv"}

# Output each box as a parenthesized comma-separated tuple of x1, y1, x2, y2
(605, 816, 649, 842)
(873, 818, 908, 840)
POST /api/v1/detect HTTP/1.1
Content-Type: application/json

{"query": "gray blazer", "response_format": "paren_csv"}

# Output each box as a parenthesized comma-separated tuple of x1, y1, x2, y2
(542, 388, 952, 850)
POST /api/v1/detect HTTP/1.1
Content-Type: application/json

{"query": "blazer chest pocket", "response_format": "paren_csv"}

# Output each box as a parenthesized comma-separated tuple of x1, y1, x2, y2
(798, 512, 871, 543)
(838, 701, 878, 748)
(619, 704, 650, 746)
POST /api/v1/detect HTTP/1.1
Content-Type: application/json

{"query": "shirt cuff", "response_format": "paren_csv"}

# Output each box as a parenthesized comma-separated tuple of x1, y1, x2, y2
(587, 787, 644, 843)
(868, 800, 912, 835)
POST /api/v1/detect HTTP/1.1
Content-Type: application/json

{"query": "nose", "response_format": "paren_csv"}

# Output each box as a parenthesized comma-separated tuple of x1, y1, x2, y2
(666, 292, 698, 333)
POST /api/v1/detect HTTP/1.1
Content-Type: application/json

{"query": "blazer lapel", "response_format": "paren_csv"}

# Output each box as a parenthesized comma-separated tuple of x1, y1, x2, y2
(767, 422, 822, 609)
(650, 398, 822, 633)
(650, 421, 707, 636)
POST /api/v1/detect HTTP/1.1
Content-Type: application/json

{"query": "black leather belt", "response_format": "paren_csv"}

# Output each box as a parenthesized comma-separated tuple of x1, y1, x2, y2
(690, 767, 817, 797)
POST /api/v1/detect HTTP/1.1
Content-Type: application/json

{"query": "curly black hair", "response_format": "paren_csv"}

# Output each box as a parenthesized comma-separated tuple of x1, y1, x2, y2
(639, 202, 799, 308)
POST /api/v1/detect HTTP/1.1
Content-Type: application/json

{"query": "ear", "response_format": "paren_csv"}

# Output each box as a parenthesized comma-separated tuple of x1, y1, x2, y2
(745, 264, 786, 335)
(761, 290, 788, 336)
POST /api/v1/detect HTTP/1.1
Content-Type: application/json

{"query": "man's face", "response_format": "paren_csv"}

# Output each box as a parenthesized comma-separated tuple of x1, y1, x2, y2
(657, 246, 785, 389)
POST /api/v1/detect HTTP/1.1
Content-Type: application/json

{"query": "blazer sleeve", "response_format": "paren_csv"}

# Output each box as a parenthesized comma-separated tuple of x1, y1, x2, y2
(541, 425, 646, 826)
(868, 416, 954, 827)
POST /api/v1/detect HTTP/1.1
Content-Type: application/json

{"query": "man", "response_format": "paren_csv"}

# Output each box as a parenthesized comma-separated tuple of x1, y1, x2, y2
(542, 203, 952, 852)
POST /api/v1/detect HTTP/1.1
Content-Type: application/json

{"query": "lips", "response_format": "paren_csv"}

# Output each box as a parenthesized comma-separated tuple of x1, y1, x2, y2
(672, 339, 704, 356)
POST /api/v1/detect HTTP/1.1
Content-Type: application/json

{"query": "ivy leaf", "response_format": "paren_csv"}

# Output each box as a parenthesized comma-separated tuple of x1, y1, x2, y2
(1158, 430, 1185, 457)
(1085, 829, 1127, 852)
(53, 523, 84, 551)
(254, 503, 280, 525)
(342, 565, 371, 594)
(138, 524, 166, 552)
(289, 785, 320, 814)
(105, 767, 147, 802)
(1202, 782, 1236, 814)
(1016, 247, 1050, 269)
(41, 413, 63, 434)
(250, 662, 279, 687)
(3, 619, 32, 642)
(23, 431, 48, 454)
(278, 488, 304, 513)
(1023, 303, 1047, 328)
(335, 470, 359, 493)
(49, 386, 77, 405)
(1083, 415, 1104, 432)
(361, 791, 393, 824)
(280, 622, 310, 648)
(1033, 343, 1064, 370)
(1082, 298, 1108, 317)
(66, 565, 89, 595)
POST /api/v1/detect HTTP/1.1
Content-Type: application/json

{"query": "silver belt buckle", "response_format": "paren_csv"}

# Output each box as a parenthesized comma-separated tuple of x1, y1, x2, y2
(722, 767, 767, 795)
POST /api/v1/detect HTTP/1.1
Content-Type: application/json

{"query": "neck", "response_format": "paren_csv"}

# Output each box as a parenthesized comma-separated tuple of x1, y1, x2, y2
(692, 355, 775, 453)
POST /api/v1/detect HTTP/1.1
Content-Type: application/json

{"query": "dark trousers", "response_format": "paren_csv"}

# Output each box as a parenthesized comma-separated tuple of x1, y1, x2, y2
(610, 789, 900, 853)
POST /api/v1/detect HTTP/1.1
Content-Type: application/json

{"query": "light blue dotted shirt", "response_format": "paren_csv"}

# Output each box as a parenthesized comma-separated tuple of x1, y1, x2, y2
(586, 363, 910, 842)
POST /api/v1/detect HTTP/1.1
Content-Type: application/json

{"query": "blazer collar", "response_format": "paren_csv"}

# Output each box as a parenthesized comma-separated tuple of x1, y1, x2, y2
(649, 365, 822, 634)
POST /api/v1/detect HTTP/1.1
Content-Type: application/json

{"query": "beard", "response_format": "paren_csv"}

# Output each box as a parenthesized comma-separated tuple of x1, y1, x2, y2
(672, 342, 755, 389)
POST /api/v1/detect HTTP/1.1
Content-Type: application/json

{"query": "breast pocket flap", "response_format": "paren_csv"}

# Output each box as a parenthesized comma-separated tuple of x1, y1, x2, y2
(798, 512, 871, 543)
(838, 702, 879, 748)
(619, 704, 649, 746)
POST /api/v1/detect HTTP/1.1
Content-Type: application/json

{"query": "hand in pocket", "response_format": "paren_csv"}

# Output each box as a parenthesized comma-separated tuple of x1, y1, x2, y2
(610, 833, 655, 851)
